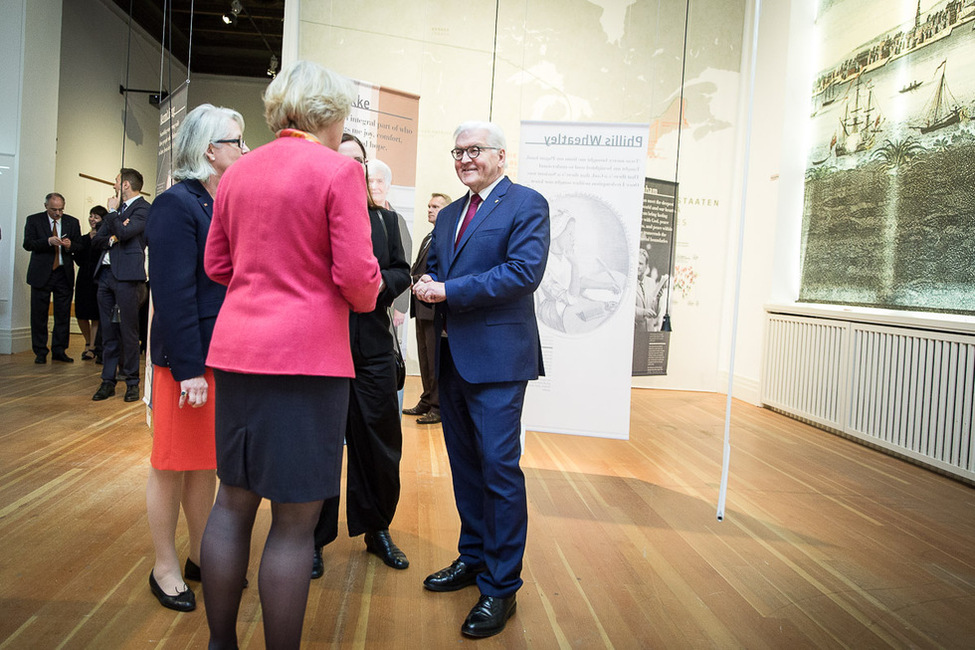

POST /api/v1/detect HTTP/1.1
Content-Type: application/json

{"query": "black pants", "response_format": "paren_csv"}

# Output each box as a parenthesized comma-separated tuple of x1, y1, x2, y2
(415, 317, 440, 411)
(314, 352, 402, 547)
(30, 267, 72, 357)
(96, 273, 144, 386)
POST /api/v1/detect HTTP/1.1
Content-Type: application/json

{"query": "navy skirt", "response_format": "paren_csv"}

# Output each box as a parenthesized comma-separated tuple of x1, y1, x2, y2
(213, 370, 349, 503)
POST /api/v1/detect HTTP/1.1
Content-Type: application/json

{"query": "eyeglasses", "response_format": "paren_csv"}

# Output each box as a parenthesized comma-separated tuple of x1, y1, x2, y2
(213, 137, 247, 150)
(450, 146, 499, 161)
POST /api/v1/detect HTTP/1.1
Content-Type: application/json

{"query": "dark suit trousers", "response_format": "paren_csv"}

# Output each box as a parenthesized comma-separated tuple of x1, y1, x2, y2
(439, 339, 528, 598)
(315, 352, 403, 547)
(415, 317, 439, 411)
(30, 266, 72, 357)
(96, 272, 143, 386)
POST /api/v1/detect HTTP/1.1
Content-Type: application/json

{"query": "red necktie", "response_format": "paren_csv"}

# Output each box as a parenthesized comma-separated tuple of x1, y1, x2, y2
(52, 222, 60, 270)
(454, 194, 482, 249)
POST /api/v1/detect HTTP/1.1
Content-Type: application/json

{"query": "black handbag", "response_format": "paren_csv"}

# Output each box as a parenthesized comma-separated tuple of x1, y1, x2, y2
(390, 309, 406, 391)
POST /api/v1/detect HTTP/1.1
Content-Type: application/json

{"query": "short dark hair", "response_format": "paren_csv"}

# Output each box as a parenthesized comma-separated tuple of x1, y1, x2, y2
(119, 168, 144, 192)
(90, 205, 108, 217)
(45, 192, 65, 204)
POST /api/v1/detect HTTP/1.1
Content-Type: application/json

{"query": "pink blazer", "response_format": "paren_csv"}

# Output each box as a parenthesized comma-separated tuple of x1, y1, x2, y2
(205, 136, 381, 377)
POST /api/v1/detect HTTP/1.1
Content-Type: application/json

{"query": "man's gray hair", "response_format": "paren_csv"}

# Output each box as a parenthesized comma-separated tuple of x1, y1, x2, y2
(454, 121, 507, 150)
(173, 104, 245, 182)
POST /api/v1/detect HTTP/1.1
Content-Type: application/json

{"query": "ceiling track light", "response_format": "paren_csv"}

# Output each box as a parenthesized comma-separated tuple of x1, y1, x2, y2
(267, 54, 279, 78)
(222, 0, 243, 26)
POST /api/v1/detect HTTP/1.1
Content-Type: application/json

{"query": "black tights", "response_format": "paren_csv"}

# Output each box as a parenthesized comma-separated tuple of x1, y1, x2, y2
(201, 484, 322, 650)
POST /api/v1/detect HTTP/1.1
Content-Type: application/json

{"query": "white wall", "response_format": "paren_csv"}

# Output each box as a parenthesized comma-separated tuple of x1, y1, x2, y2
(715, 0, 815, 404)
(55, 0, 184, 225)
(0, 0, 63, 354)
(296, 0, 759, 397)
(188, 75, 275, 152)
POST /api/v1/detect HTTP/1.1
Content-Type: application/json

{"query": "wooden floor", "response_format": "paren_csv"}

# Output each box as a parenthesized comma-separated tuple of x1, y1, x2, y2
(2, 343, 974, 649)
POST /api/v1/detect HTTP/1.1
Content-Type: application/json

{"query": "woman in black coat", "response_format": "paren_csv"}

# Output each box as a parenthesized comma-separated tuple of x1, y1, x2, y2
(312, 133, 412, 577)
(73, 206, 107, 359)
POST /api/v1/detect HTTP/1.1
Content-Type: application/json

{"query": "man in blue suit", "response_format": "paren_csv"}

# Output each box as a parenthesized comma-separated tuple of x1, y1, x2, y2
(413, 121, 550, 638)
(91, 168, 149, 403)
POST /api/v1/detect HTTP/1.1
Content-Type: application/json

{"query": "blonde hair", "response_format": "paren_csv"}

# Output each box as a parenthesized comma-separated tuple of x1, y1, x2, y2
(263, 60, 356, 134)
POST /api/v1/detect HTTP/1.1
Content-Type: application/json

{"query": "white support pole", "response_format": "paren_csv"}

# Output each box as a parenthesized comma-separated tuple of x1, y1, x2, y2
(717, 0, 763, 522)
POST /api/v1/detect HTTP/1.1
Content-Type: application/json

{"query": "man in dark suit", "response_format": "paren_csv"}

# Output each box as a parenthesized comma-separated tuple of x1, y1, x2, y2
(91, 168, 149, 402)
(413, 122, 550, 638)
(22, 193, 83, 363)
(403, 192, 450, 425)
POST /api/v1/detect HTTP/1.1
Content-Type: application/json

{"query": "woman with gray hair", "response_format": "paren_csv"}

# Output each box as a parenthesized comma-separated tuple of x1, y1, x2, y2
(144, 103, 247, 612)
(202, 61, 381, 648)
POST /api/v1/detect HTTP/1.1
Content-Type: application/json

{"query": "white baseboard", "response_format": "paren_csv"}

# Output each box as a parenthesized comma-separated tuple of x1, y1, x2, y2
(716, 371, 761, 406)
(0, 326, 32, 355)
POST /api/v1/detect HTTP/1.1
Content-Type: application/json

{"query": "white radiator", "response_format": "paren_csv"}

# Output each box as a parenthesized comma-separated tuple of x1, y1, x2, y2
(763, 312, 975, 483)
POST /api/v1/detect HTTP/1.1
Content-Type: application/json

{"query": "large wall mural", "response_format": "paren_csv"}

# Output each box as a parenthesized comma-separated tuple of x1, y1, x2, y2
(801, 0, 975, 314)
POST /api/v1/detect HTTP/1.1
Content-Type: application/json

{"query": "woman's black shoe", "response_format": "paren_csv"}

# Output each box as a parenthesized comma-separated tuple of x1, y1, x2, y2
(184, 558, 202, 581)
(311, 547, 324, 579)
(364, 530, 409, 569)
(149, 571, 196, 612)
(184, 558, 248, 588)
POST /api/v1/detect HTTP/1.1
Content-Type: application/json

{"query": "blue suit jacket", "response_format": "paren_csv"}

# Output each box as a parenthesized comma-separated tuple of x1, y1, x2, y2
(145, 179, 226, 381)
(92, 195, 149, 281)
(426, 176, 550, 384)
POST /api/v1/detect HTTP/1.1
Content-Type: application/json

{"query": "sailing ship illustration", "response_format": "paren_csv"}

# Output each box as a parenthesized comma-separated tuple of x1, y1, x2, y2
(834, 76, 884, 157)
(916, 60, 967, 134)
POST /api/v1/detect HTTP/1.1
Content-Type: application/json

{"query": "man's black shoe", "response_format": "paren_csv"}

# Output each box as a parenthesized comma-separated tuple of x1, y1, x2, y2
(34, 355, 46, 364)
(416, 410, 441, 424)
(124, 384, 141, 402)
(92, 382, 115, 401)
(423, 559, 484, 592)
(402, 403, 430, 416)
(52, 352, 74, 363)
(461, 594, 516, 638)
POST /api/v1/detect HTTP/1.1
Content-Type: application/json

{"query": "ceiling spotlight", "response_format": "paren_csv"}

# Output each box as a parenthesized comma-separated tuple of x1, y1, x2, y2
(267, 54, 279, 78)
(222, 0, 242, 26)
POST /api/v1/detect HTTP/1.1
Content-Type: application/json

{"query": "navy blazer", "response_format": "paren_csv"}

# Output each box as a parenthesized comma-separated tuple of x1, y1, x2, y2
(92, 196, 149, 281)
(146, 179, 226, 380)
(23, 212, 83, 288)
(350, 208, 411, 360)
(427, 176, 550, 384)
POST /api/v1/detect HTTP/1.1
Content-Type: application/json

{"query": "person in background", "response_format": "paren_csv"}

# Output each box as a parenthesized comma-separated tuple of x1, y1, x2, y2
(200, 61, 381, 649)
(91, 168, 150, 402)
(403, 192, 451, 424)
(413, 121, 550, 639)
(143, 103, 247, 612)
(23, 192, 83, 364)
(311, 133, 411, 579)
(74, 205, 107, 360)
(366, 158, 413, 412)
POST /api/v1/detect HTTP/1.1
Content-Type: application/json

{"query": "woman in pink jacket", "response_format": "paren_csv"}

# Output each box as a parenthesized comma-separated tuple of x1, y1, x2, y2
(200, 60, 381, 649)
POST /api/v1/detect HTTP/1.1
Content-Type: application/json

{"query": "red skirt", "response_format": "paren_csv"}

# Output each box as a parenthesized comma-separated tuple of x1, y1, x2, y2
(150, 366, 217, 471)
